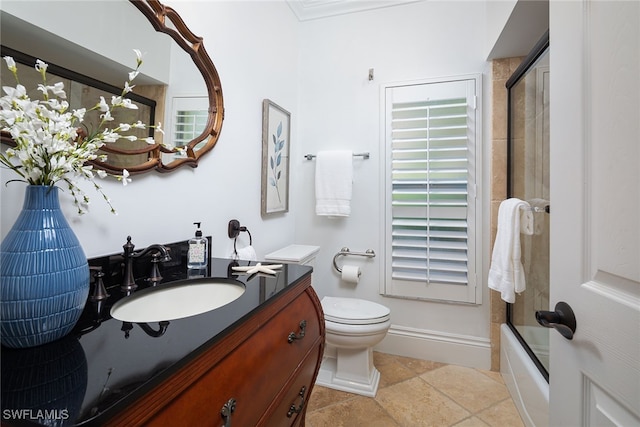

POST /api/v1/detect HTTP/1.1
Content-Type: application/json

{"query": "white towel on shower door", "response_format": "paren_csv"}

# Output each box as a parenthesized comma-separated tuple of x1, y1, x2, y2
(488, 198, 531, 303)
(315, 150, 353, 217)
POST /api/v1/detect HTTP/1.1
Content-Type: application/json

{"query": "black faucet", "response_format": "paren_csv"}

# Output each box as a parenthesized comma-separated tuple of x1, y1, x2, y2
(121, 236, 171, 293)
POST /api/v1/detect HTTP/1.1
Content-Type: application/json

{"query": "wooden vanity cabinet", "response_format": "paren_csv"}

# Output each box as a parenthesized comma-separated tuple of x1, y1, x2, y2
(107, 275, 324, 427)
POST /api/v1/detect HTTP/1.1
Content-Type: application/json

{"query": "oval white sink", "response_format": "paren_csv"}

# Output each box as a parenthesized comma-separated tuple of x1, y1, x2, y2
(110, 278, 246, 323)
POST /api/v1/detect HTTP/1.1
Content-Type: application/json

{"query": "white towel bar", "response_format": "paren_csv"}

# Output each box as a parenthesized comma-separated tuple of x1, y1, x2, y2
(304, 152, 370, 160)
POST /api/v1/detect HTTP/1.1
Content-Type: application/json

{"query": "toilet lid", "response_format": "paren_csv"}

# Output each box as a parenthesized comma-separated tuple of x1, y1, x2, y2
(264, 244, 320, 264)
(322, 297, 390, 325)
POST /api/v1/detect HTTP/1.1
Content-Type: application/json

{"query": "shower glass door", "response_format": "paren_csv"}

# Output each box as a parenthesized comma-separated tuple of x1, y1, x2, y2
(506, 33, 550, 378)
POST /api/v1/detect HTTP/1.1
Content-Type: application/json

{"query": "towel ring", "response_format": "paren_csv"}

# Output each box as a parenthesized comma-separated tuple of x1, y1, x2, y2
(228, 219, 252, 257)
(332, 247, 376, 273)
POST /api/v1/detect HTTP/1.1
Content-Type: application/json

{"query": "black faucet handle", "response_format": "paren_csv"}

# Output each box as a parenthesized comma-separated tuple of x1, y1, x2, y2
(121, 236, 138, 293)
(123, 236, 135, 255)
(147, 253, 164, 286)
(89, 267, 110, 301)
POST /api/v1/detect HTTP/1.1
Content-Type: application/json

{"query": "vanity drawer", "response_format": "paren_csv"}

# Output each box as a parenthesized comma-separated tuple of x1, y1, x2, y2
(143, 288, 322, 426)
(259, 341, 323, 427)
(255, 287, 322, 370)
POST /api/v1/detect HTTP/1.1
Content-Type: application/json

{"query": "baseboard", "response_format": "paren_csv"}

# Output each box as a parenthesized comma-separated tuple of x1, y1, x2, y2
(374, 324, 492, 370)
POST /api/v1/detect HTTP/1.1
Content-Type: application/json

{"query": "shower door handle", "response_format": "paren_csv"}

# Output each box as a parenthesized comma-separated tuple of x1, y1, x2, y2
(535, 301, 577, 340)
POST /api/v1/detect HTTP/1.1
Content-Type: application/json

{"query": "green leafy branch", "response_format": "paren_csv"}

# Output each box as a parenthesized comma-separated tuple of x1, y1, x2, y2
(269, 121, 285, 204)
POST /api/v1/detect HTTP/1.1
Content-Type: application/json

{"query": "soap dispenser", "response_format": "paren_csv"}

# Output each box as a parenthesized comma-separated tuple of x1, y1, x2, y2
(188, 222, 208, 269)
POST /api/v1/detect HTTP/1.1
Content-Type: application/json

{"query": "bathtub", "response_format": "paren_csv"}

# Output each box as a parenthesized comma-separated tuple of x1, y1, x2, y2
(500, 323, 549, 427)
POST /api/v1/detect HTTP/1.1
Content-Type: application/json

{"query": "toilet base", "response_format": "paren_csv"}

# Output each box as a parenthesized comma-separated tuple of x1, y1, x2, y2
(315, 351, 381, 397)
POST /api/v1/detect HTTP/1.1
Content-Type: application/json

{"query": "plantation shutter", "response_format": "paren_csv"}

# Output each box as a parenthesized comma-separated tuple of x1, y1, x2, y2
(384, 77, 480, 303)
(173, 109, 208, 147)
(169, 97, 209, 149)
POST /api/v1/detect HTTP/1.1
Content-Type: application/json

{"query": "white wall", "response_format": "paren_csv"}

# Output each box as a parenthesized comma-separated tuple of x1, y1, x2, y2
(0, 1, 172, 85)
(293, 1, 492, 368)
(485, 0, 548, 60)
(485, 0, 518, 59)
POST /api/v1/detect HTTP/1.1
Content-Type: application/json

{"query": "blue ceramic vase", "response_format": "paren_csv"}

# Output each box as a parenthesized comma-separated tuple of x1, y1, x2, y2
(1, 185, 89, 348)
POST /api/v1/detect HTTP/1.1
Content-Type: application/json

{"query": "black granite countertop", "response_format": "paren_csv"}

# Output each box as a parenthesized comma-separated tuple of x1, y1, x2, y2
(0, 240, 312, 426)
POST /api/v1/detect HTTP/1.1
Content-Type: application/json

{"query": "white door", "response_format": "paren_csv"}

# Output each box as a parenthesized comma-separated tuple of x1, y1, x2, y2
(549, 0, 640, 426)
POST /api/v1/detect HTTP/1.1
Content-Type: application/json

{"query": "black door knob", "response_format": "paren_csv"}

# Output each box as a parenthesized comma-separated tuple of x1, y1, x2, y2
(535, 301, 577, 340)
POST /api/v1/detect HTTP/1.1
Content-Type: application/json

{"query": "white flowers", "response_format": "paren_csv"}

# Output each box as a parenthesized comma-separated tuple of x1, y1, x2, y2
(35, 59, 47, 73)
(0, 50, 165, 214)
(4, 56, 16, 71)
(118, 169, 131, 187)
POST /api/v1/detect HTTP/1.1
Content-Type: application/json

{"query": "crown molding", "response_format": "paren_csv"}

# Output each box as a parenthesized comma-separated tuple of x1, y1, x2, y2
(287, 0, 422, 21)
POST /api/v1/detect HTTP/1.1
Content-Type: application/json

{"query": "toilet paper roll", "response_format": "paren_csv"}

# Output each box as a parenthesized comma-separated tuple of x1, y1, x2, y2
(341, 265, 361, 284)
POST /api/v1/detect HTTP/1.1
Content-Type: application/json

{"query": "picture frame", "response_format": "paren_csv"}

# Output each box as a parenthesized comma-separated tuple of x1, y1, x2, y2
(261, 99, 291, 216)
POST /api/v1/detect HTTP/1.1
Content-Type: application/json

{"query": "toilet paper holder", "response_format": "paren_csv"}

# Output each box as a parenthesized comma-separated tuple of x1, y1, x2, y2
(332, 247, 376, 273)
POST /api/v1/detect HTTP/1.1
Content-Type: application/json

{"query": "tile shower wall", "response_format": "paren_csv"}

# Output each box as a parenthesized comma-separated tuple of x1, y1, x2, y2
(489, 57, 524, 371)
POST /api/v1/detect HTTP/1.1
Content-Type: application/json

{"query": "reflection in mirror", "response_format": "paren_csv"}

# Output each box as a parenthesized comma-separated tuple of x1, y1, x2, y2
(0, 0, 223, 175)
(0, 46, 159, 170)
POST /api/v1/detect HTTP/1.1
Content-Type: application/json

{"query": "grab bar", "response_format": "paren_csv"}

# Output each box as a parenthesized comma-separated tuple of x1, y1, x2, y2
(332, 247, 376, 273)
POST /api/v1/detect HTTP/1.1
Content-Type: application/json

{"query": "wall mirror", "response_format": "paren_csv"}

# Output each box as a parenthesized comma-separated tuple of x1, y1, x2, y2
(0, 0, 224, 175)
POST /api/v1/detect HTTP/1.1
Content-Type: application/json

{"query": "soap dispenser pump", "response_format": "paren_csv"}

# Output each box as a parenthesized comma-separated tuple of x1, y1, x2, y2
(188, 222, 208, 269)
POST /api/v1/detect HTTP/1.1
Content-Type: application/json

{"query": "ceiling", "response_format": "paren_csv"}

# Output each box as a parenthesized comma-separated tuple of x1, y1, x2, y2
(286, 0, 422, 21)
(285, 0, 549, 59)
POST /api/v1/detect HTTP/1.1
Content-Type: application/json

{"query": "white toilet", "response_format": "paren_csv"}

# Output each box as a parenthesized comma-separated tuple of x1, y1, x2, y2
(265, 244, 391, 397)
(318, 296, 390, 397)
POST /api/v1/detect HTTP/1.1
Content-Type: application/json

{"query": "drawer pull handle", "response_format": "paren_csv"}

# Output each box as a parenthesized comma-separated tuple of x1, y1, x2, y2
(287, 386, 307, 418)
(220, 398, 236, 427)
(287, 320, 307, 343)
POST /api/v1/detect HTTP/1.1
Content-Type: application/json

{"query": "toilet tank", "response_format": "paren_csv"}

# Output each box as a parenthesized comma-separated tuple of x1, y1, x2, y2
(265, 245, 320, 267)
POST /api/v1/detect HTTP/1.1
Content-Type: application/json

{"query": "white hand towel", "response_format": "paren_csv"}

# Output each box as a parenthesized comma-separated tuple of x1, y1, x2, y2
(315, 150, 353, 217)
(488, 198, 531, 303)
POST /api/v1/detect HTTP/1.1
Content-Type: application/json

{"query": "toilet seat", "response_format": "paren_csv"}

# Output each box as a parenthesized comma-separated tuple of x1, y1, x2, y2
(322, 297, 390, 325)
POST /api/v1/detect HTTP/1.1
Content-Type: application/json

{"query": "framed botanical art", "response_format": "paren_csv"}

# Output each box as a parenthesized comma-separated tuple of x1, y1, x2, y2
(261, 99, 290, 215)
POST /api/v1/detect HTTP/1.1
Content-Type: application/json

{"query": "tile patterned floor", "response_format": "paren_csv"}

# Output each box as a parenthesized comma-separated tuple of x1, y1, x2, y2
(306, 352, 524, 427)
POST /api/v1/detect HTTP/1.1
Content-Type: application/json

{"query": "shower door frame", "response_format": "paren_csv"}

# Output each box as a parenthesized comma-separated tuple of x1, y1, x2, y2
(505, 30, 550, 384)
